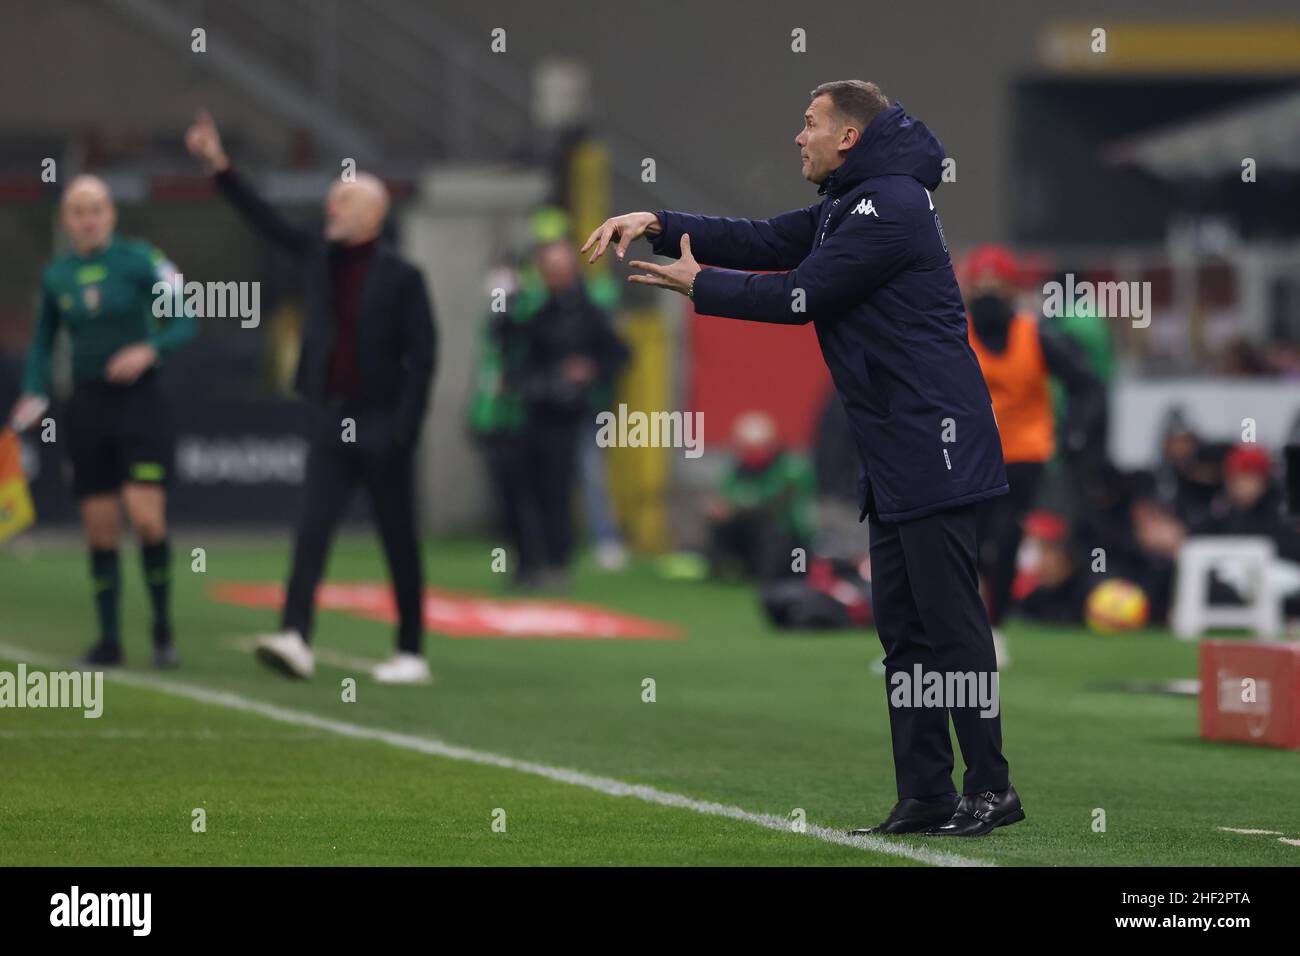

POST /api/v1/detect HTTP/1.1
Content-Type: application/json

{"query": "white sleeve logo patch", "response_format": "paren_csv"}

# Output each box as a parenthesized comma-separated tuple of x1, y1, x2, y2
(852, 198, 878, 217)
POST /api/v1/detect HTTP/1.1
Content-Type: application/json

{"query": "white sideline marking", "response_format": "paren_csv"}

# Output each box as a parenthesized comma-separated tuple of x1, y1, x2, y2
(1216, 827, 1283, 835)
(0, 728, 325, 740)
(1280, 838, 1300, 848)
(0, 642, 993, 868)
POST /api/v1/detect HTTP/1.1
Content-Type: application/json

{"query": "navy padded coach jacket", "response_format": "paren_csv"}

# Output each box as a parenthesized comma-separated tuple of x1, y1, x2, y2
(649, 104, 1008, 523)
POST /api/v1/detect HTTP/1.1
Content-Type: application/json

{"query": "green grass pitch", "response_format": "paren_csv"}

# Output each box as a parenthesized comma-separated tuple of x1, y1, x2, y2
(1, 533, 1297, 866)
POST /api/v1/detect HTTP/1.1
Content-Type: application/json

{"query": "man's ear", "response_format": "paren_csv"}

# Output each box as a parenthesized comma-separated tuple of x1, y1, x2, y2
(840, 125, 862, 151)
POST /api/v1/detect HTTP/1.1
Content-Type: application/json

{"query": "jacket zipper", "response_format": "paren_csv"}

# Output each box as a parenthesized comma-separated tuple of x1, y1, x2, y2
(818, 197, 841, 248)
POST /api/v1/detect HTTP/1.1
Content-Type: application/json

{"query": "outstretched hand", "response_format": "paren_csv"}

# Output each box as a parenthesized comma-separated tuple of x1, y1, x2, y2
(580, 211, 660, 264)
(184, 109, 230, 173)
(627, 234, 702, 298)
(7, 394, 48, 432)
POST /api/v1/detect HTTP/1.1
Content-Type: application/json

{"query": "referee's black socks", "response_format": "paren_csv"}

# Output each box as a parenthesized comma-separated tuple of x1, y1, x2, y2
(141, 539, 172, 647)
(90, 548, 121, 647)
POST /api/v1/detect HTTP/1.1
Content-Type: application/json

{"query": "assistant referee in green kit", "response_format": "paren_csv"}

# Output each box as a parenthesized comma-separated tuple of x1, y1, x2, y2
(8, 175, 196, 668)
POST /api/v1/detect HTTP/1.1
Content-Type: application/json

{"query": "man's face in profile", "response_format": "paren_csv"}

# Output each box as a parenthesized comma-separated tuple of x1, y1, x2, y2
(795, 95, 852, 185)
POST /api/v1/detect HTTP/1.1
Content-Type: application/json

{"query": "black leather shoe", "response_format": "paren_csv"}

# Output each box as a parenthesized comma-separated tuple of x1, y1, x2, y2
(81, 641, 123, 667)
(847, 794, 960, 836)
(926, 786, 1025, 836)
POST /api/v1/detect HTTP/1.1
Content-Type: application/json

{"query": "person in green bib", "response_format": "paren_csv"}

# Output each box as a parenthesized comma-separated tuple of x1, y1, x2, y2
(706, 411, 817, 581)
(8, 175, 196, 667)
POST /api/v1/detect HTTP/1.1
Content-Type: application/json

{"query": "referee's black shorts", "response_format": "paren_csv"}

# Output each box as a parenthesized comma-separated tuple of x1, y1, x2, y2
(64, 370, 174, 498)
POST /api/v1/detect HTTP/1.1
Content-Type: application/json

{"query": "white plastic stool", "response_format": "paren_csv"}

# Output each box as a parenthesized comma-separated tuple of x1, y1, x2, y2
(1172, 536, 1280, 640)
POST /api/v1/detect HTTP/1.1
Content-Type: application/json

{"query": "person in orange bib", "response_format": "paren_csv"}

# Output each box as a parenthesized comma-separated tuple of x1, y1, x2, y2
(964, 244, 1104, 629)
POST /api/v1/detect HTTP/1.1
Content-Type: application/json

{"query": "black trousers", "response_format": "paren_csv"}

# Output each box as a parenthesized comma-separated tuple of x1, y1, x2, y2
(524, 417, 581, 572)
(868, 503, 1010, 799)
(975, 461, 1045, 626)
(482, 418, 581, 580)
(282, 403, 424, 653)
(480, 437, 533, 575)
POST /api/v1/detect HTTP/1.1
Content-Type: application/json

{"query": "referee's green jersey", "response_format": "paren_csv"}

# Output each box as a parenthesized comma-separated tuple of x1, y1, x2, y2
(22, 237, 197, 396)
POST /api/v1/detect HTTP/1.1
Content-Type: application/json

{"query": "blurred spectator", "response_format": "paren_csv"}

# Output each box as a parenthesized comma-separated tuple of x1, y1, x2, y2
(529, 207, 630, 570)
(1152, 413, 1223, 529)
(1042, 269, 1115, 386)
(1016, 512, 1090, 625)
(511, 241, 628, 588)
(1195, 445, 1300, 544)
(1042, 268, 1114, 475)
(1073, 468, 1181, 623)
(964, 244, 1105, 627)
(1066, 447, 1300, 625)
(574, 273, 628, 572)
(468, 241, 629, 589)
(706, 411, 815, 581)
(1189, 445, 1300, 617)
(467, 258, 530, 584)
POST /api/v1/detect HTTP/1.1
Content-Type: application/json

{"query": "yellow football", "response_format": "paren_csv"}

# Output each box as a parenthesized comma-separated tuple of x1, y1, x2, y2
(1085, 578, 1150, 633)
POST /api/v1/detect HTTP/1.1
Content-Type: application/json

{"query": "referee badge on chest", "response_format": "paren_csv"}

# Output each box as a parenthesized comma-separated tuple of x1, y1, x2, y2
(83, 285, 101, 314)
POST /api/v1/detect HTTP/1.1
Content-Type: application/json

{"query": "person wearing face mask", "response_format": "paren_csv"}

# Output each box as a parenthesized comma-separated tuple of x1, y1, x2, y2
(7, 175, 197, 668)
(705, 411, 816, 581)
(1191, 445, 1300, 617)
(964, 245, 1104, 633)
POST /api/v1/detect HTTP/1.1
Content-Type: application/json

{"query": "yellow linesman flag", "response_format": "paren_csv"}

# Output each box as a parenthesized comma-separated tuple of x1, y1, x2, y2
(0, 428, 36, 543)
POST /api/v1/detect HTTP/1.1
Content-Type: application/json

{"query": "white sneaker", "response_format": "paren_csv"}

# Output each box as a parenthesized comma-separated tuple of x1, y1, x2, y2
(594, 540, 628, 571)
(254, 630, 315, 679)
(372, 652, 432, 685)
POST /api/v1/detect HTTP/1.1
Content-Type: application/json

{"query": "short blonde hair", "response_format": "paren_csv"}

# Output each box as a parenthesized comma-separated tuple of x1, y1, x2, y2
(810, 80, 890, 130)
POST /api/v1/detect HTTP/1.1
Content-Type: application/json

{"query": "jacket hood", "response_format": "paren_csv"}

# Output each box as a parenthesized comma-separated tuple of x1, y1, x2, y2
(818, 103, 946, 197)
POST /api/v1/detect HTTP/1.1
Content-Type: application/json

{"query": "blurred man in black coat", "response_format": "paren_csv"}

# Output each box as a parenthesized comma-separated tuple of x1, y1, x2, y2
(186, 110, 437, 684)
(507, 241, 628, 589)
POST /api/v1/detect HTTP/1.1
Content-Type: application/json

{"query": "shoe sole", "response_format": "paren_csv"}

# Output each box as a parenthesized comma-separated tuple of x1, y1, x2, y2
(254, 646, 310, 680)
(847, 815, 958, 837)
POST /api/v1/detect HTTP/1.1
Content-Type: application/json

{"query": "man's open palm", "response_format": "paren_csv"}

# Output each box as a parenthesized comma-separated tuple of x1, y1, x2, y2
(627, 234, 701, 298)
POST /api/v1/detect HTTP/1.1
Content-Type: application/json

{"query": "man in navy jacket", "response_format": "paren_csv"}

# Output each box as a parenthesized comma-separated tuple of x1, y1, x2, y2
(583, 81, 1023, 837)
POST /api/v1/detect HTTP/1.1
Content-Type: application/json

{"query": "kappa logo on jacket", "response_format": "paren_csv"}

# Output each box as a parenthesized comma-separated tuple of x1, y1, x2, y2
(851, 198, 878, 217)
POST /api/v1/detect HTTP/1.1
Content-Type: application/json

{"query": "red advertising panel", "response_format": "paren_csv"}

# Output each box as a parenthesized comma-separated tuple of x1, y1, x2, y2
(686, 297, 832, 451)
(1199, 640, 1300, 750)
